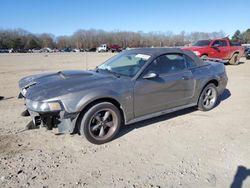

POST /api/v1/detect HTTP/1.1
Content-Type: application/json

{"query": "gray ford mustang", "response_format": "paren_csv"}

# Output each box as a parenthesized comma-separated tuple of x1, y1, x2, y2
(18, 48, 228, 144)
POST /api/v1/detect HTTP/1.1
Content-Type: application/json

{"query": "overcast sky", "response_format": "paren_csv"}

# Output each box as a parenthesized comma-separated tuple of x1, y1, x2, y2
(0, 0, 249, 36)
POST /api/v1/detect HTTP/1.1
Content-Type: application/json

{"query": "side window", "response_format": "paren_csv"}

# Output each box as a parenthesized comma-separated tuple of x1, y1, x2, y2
(144, 54, 186, 75)
(220, 40, 228, 46)
(184, 55, 197, 68)
(212, 40, 221, 46)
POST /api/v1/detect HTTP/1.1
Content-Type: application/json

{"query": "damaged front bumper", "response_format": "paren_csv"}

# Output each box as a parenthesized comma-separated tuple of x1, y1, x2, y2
(19, 94, 79, 134)
(28, 110, 78, 133)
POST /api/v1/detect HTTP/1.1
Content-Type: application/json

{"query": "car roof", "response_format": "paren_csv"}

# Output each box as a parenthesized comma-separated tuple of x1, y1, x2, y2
(123, 47, 207, 66)
(124, 48, 185, 57)
(124, 47, 201, 60)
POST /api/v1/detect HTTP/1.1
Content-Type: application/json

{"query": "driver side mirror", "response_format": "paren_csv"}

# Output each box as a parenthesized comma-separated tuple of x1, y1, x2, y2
(143, 72, 158, 79)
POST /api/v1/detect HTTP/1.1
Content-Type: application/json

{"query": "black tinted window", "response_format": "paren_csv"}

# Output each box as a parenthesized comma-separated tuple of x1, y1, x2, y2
(212, 40, 227, 47)
(145, 54, 186, 75)
(213, 40, 220, 46)
(193, 40, 210, 46)
(220, 40, 228, 46)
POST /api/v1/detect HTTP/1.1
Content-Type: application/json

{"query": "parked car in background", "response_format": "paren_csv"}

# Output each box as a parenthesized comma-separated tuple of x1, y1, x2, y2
(63, 48, 72, 52)
(52, 49, 60, 53)
(245, 48, 250, 59)
(87, 47, 97, 52)
(31, 48, 41, 53)
(96, 44, 122, 53)
(40, 48, 53, 53)
(109, 44, 122, 53)
(0, 49, 10, 53)
(183, 37, 244, 65)
(244, 46, 250, 51)
(72, 48, 80, 52)
(8, 48, 14, 53)
(14, 49, 29, 53)
(96, 44, 108, 52)
(18, 48, 227, 144)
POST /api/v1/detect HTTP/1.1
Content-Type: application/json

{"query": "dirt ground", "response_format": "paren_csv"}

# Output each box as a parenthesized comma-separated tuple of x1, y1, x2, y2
(0, 52, 249, 188)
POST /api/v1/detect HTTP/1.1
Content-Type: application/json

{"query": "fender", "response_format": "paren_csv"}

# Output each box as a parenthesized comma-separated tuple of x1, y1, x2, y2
(229, 51, 240, 60)
(75, 89, 134, 123)
(195, 75, 220, 103)
(76, 89, 121, 111)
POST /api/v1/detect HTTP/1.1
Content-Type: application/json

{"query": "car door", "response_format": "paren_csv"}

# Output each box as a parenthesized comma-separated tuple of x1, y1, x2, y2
(133, 53, 195, 118)
(209, 40, 229, 59)
(220, 40, 231, 59)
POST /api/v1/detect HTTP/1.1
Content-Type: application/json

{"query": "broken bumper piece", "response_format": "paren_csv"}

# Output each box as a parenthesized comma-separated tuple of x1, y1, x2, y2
(20, 99, 78, 134)
(28, 110, 78, 134)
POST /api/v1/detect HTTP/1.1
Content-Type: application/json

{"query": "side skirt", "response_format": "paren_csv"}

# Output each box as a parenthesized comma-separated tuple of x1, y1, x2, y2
(126, 103, 197, 125)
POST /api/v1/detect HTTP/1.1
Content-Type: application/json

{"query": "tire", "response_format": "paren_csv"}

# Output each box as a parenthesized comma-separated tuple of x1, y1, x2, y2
(201, 55, 208, 59)
(198, 83, 218, 111)
(79, 102, 121, 144)
(229, 53, 239, 65)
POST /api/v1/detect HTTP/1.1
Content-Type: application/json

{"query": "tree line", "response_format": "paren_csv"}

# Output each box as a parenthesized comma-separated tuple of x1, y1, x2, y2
(2, 28, 248, 50)
(231, 29, 250, 44)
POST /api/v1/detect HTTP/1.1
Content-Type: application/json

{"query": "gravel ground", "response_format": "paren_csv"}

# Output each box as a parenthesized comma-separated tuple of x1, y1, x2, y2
(0, 52, 249, 188)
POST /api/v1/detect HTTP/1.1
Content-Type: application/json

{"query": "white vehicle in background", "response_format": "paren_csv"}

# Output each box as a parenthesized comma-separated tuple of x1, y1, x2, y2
(39, 48, 53, 53)
(8, 48, 14, 53)
(31, 48, 41, 53)
(96, 44, 122, 53)
(96, 44, 108, 52)
(72, 48, 80, 52)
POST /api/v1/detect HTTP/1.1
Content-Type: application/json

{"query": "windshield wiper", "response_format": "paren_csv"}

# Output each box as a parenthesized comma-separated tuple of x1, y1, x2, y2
(105, 68, 121, 78)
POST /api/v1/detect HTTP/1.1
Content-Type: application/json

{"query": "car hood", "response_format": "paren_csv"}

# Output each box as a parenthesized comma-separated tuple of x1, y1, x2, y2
(19, 70, 118, 101)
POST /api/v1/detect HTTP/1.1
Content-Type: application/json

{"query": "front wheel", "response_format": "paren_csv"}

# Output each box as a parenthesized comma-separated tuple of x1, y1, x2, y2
(198, 84, 218, 111)
(79, 102, 121, 144)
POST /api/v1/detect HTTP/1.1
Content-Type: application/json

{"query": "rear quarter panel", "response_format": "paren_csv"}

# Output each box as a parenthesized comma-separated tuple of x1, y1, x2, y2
(228, 46, 244, 59)
(190, 62, 226, 103)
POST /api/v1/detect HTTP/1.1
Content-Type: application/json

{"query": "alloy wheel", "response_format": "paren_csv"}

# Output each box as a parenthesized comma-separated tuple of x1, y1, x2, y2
(88, 108, 118, 140)
(202, 87, 217, 109)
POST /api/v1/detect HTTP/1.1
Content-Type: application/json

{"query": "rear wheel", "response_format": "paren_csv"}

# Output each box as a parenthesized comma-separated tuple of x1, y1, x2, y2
(198, 84, 218, 111)
(229, 53, 239, 65)
(79, 102, 121, 144)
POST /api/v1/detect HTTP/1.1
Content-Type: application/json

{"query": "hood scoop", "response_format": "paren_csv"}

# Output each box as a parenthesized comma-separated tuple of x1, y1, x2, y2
(58, 70, 93, 79)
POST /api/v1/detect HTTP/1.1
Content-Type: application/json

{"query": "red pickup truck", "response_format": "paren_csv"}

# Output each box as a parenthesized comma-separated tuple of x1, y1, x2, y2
(183, 37, 244, 65)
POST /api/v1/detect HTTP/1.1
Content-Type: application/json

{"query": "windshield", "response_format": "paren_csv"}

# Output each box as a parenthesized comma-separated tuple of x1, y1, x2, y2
(193, 40, 211, 47)
(98, 53, 151, 77)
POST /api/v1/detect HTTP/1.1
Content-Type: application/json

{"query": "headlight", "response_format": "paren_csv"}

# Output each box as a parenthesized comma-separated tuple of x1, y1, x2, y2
(193, 51, 201, 56)
(48, 102, 62, 111)
(26, 99, 62, 112)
